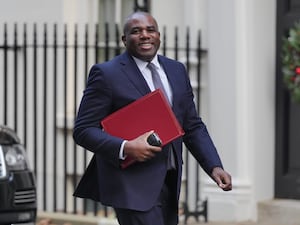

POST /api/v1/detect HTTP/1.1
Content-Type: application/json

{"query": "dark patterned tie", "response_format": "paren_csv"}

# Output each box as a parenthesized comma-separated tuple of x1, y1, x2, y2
(147, 63, 176, 170)
(147, 63, 170, 104)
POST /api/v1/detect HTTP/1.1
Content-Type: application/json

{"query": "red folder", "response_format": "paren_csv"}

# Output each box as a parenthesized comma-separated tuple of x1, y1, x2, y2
(100, 89, 185, 168)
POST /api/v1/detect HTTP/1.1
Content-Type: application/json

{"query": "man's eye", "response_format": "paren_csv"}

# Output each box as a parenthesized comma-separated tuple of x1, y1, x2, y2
(130, 28, 157, 35)
(147, 28, 156, 32)
(131, 29, 141, 34)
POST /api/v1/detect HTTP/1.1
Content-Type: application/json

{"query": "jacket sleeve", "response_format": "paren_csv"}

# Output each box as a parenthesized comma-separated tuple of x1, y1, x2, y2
(73, 64, 123, 168)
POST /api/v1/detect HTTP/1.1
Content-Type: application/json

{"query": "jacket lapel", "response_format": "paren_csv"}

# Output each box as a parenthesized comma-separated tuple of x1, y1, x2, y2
(119, 52, 151, 96)
(118, 53, 179, 107)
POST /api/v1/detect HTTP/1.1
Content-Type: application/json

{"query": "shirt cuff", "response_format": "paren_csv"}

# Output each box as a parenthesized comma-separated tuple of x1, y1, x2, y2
(119, 140, 127, 160)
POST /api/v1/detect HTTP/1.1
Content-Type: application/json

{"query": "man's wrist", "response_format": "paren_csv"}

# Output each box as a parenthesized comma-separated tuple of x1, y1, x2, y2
(119, 140, 127, 160)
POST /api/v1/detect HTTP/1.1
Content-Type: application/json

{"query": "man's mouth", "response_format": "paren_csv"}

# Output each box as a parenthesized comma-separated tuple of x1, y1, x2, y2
(139, 43, 153, 50)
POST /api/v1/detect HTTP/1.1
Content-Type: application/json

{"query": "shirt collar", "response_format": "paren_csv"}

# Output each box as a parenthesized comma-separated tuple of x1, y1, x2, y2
(132, 55, 160, 71)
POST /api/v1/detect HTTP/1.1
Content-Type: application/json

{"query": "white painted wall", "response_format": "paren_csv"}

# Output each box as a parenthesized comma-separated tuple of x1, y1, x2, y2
(205, 0, 276, 221)
(0, 0, 98, 25)
(0, 0, 63, 24)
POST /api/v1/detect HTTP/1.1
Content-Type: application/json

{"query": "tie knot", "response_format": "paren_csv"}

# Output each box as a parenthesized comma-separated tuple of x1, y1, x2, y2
(147, 62, 157, 71)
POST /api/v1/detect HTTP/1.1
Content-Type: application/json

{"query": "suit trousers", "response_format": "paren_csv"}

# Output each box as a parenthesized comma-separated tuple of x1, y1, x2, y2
(114, 170, 178, 225)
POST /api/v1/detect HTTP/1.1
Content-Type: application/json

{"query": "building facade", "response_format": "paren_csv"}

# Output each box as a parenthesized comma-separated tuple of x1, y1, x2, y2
(0, 0, 283, 222)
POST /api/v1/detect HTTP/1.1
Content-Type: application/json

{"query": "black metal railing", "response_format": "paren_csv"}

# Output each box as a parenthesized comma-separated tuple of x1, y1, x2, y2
(0, 22, 208, 223)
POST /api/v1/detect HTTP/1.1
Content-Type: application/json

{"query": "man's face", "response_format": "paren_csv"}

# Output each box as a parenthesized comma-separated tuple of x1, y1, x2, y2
(122, 14, 161, 62)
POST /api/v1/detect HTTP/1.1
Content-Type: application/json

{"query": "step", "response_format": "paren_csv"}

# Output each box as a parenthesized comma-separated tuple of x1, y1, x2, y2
(257, 199, 300, 225)
(37, 211, 118, 225)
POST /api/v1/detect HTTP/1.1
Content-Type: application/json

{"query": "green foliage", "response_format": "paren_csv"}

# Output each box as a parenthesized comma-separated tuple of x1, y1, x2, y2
(282, 23, 300, 103)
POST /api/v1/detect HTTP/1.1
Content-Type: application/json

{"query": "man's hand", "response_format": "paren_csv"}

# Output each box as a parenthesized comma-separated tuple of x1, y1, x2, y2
(123, 131, 162, 162)
(211, 167, 232, 191)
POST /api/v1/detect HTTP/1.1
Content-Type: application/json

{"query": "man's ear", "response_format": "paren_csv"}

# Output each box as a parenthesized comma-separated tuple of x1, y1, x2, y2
(121, 35, 126, 46)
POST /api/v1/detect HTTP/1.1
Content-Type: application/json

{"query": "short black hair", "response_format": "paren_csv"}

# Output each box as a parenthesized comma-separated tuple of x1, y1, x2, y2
(122, 11, 158, 35)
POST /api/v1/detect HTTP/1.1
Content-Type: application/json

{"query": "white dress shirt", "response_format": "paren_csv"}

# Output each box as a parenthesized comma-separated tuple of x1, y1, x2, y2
(119, 55, 173, 160)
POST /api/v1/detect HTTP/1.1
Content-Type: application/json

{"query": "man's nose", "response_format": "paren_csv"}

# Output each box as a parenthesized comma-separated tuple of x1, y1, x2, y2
(140, 29, 150, 38)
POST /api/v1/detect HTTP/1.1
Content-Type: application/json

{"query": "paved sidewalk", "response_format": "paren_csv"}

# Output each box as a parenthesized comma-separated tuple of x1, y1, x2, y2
(185, 222, 259, 225)
(194, 223, 255, 225)
(183, 219, 285, 225)
(180, 218, 258, 225)
(36, 212, 267, 225)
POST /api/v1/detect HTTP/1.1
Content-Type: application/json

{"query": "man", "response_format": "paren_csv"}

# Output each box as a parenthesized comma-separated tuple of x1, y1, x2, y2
(73, 11, 232, 225)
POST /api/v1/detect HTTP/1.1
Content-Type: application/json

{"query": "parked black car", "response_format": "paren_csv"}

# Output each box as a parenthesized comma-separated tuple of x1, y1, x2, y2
(0, 125, 36, 225)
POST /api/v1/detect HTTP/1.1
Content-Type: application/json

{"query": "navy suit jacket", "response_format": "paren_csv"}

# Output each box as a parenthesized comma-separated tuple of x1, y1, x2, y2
(73, 51, 223, 211)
